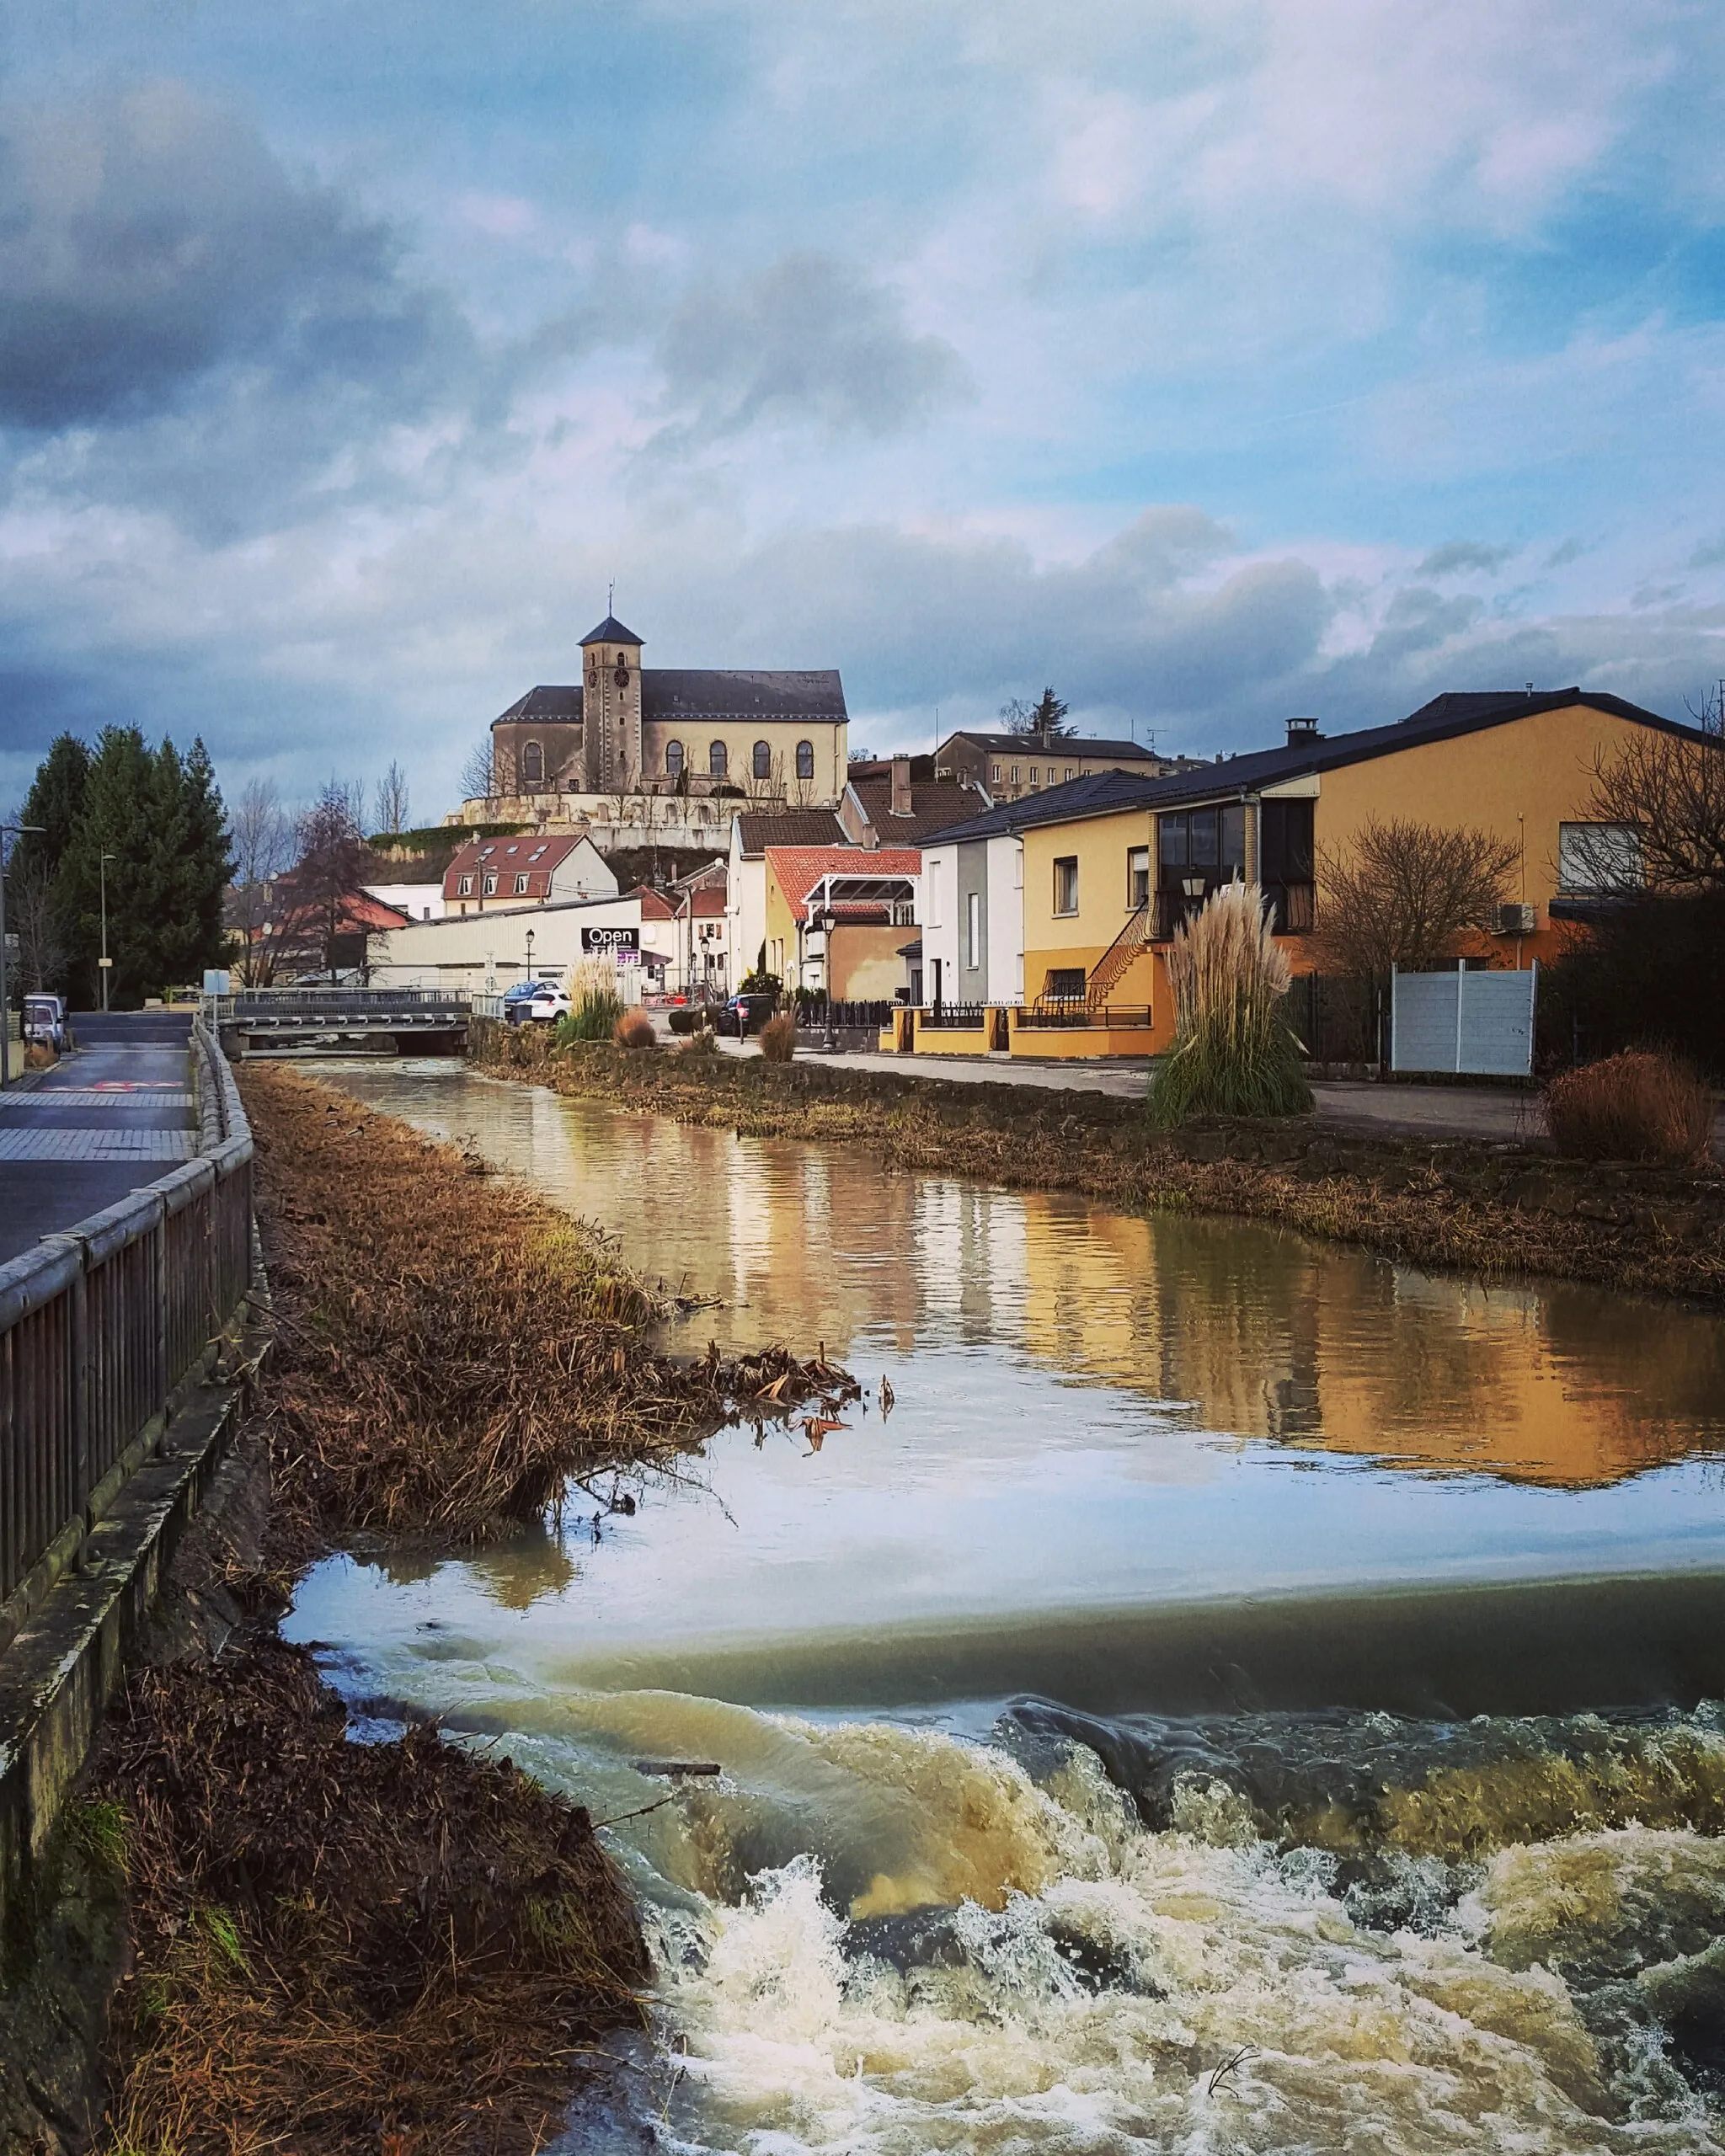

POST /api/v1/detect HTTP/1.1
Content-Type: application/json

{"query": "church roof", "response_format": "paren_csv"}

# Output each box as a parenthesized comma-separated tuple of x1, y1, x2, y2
(493, 668, 848, 729)
(580, 614, 643, 646)
(495, 685, 581, 722)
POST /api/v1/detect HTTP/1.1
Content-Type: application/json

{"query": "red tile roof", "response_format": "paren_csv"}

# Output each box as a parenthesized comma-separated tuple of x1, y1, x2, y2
(764, 845, 921, 922)
(443, 832, 589, 901)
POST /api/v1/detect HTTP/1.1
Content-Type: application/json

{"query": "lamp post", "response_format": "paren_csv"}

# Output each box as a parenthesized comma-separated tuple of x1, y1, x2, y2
(0, 821, 46, 1091)
(99, 851, 116, 1011)
(525, 927, 535, 981)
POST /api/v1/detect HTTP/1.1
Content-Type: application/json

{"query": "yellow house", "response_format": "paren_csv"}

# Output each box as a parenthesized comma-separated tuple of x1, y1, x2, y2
(762, 844, 921, 1001)
(948, 688, 1712, 1058)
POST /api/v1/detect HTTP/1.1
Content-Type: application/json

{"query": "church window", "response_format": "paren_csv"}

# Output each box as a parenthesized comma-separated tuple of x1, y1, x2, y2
(522, 741, 544, 786)
(752, 740, 772, 781)
(796, 739, 814, 781)
(709, 740, 729, 777)
(665, 739, 685, 777)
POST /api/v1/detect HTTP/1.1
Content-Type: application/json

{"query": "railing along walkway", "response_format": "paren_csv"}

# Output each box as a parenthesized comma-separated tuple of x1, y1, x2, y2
(0, 1021, 254, 1651)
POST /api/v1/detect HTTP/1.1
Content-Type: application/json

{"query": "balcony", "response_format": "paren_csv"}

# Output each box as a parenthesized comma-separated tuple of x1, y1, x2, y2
(1152, 880, 1313, 939)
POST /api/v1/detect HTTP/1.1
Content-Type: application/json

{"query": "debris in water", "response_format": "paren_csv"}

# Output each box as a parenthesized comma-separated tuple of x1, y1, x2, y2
(879, 1374, 895, 1417)
(631, 1760, 722, 1778)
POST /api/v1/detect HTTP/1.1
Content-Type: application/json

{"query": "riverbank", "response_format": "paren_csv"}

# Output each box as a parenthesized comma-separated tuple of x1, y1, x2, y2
(472, 1022, 1725, 1304)
(72, 1065, 855, 2156)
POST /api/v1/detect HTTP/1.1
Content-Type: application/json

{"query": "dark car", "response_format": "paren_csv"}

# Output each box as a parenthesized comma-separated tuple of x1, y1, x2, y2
(716, 990, 778, 1038)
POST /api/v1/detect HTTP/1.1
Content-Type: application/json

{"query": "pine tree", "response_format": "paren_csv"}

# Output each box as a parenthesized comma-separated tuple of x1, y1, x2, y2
(13, 734, 90, 883)
(176, 738, 235, 981)
(60, 728, 159, 1006)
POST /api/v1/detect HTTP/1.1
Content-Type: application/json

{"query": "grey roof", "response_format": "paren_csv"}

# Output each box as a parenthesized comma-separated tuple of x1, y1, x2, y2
(930, 687, 1704, 843)
(580, 613, 643, 645)
(495, 685, 582, 722)
(940, 730, 1163, 760)
(735, 809, 846, 856)
(643, 669, 846, 721)
(494, 666, 848, 730)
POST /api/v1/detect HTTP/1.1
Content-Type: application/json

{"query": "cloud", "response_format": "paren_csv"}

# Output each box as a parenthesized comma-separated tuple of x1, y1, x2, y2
(0, 83, 462, 435)
(654, 251, 972, 443)
(1416, 540, 1516, 579)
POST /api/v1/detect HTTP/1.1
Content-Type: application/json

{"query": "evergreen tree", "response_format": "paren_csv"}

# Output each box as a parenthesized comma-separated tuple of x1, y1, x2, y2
(174, 738, 235, 981)
(13, 734, 90, 883)
(59, 727, 158, 1006)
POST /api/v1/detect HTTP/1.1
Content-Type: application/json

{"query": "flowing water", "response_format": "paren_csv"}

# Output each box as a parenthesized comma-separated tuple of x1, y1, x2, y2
(290, 1064, 1725, 2151)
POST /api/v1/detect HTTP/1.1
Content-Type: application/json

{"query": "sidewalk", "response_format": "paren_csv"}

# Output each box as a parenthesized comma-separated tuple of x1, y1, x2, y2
(0, 1012, 196, 1265)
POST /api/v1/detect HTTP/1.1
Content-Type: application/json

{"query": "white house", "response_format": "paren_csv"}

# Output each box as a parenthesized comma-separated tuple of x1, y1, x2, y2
(726, 808, 843, 991)
(918, 810, 1025, 1009)
(362, 879, 445, 921)
(370, 892, 645, 999)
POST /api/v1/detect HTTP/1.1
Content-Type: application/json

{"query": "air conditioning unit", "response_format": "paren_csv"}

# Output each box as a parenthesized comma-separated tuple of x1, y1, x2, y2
(1493, 902, 1537, 935)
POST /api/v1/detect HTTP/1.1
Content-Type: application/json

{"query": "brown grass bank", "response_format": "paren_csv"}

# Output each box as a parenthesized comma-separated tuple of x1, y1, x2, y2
(85, 1064, 857, 2156)
(473, 1022, 1725, 1304)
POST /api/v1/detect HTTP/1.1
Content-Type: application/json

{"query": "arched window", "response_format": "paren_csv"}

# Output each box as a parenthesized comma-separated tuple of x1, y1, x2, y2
(752, 740, 772, 781)
(795, 739, 814, 781)
(521, 740, 544, 787)
(665, 739, 685, 778)
(708, 740, 729, 777)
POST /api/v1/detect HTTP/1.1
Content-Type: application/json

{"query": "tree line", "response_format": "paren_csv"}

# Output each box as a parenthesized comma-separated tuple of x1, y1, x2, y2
(8, 730, 231, 1008)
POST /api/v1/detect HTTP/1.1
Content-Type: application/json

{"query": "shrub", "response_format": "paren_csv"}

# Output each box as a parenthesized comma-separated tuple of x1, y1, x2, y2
(1542, 1050, 1714, 1166)
(1148, 881, 1312, 1128)
(759, 1011, 798, 1063)
(612, 1010, 657, 1050)
(553, 957, 626, 1044)
(1538, 887, 1725, 1081)
(681, 1024, 719, 1055)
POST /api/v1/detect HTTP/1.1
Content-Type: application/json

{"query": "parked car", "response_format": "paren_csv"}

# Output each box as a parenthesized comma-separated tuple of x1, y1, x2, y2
(502, 979, 563, 1025)
(23, 994, 66, 1051)
(520, 984, 571, 1025)
(715, 990, 778, 1038)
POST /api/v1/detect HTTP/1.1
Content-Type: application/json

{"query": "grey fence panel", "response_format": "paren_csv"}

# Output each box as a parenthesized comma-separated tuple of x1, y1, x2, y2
(1391, 964, 1536, 1077)
(0, 1021, 253, 1616)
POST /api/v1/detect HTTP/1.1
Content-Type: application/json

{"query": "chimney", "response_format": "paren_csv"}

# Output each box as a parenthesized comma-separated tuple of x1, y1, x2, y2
(889, 754, 912, 817)
(1286, 715, 1321, 747)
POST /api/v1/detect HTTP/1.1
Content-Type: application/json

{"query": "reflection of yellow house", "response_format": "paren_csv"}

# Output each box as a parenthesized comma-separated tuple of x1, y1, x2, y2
(938, 689, 1716, 1056)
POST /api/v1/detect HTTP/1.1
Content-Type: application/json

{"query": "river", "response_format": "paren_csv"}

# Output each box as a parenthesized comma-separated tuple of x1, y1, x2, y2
(287, 1062, 1725, 2152)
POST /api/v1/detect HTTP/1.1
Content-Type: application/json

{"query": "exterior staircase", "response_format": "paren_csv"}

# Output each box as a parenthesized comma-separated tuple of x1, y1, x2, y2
(1086, 902, 1151, 1010)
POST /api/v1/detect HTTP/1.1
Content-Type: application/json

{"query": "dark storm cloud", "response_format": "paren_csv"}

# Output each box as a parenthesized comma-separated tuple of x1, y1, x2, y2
(0, 82, 464, 434)
(654, 251, 972, 443)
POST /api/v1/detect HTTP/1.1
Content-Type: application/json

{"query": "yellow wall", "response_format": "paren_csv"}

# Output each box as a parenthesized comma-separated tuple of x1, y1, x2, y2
(830, 924, 907, 1001)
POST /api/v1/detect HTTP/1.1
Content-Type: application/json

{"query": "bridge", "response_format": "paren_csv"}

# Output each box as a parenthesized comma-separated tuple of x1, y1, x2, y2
(214, 987, 469, 1056)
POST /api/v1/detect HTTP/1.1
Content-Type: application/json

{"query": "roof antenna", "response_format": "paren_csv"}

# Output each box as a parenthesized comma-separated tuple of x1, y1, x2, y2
(608, 579, 615, 616)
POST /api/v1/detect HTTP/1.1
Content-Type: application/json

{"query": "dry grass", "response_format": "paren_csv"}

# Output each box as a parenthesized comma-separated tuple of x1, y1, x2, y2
(1544, 1050, 1715, 1166)
(1151, 881, 1311, 1126)
(98, 1637, 648, 2156)
(611, 1008, 657, 1050)
(758, 1011, 798, 1063)
(241, 1062, 857, 1549)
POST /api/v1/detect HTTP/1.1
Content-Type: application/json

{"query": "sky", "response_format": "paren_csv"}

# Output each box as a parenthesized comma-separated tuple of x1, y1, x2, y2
(2, 0, 1724, 819)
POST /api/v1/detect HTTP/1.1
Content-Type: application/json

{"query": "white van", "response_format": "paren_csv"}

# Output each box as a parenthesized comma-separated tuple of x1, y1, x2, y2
(23, 995, 66, 1051)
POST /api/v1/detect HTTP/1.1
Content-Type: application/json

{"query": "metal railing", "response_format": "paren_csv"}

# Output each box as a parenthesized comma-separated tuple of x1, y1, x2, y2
(1017, 1003, 1152, 1029)
(0, 1021, 254, 1632)
(918, 1003, 990, 1030)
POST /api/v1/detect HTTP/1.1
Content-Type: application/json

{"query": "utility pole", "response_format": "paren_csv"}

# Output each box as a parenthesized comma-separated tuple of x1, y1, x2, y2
(99, 850, 115, 1011)
(0, 822, 46, 1090)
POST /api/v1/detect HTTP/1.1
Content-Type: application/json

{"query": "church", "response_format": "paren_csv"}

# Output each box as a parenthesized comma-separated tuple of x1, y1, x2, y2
(484, 613, 851, 814)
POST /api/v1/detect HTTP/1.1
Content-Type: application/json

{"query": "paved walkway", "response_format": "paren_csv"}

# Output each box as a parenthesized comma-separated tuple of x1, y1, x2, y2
(0, 1012, 195, 1266)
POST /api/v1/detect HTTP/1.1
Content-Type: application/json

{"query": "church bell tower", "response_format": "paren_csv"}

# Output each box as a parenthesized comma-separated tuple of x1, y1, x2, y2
(580, 610, 644, 792)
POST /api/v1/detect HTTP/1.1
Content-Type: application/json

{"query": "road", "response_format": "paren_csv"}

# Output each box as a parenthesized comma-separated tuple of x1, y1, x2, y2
(703, 1037, 1558, 1143)
(0, 1012, 196, 1267)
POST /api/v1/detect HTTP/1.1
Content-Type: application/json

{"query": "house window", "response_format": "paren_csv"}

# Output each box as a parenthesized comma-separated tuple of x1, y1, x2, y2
(966, 890, 981, 969)
(521, 740, 544, 786)
(752, 739, 772, 781)
(1558, 821, 1642, 891)
(1053, 856, 1079, 915)
(1011, 766, 1021, 785)
(796, 739, 814, 780)
(1156, 806, 1247, 891)
(665, 739, 685, 778)
(991, 762, 1002, 782)
(709, 740, 729, 777)
(1029, 768, 1040, 789)
(926, 860, 943, 926)
(483, 873, 498, 895)
(458, 874, 473, 895)
(1046, 967, 1086, 1001)
(514, 873, 529, 894)
(1128, 848, 1150, 910)
(1063, 766, 1074, 782)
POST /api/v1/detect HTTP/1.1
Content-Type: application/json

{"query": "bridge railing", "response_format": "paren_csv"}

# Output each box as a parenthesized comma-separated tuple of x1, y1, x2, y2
(0, 1021, 254, 1646)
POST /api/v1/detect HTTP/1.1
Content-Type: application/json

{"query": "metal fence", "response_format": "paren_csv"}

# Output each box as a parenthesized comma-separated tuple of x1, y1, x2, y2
(0, 1021, 254, 1626)
(918, 1003, 990, 1030)
(1391, 963, 1538, 1078)
(1017, 1003, 1152, 1029)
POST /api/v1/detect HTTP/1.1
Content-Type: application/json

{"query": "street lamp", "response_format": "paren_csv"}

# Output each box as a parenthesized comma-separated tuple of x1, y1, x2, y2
(525, 927, 535, 979)
(99, 851, 116, 1011)
(0, 821, 46, 1091)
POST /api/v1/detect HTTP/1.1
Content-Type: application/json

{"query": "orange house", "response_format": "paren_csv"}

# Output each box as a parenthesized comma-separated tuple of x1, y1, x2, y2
(936, 687, 1716, 1058)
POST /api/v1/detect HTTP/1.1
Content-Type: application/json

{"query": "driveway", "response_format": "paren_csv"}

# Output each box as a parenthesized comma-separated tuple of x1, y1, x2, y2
(0, 1011, 196, 1266)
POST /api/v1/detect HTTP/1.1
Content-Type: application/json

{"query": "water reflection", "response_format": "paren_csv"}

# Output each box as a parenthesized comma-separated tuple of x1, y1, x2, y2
(328, 1064, 1725, 1491)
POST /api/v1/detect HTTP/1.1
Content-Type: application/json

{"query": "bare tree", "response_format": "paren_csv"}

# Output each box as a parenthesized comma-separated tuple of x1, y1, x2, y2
(1575, 699, 1725, 892)
(745, 747, 784, 805)
(10, 866, 67, 991)
(1314, 817, 1523, 978)
(460, 736, 499, 803)
(284, 783, 372, 980)
(373, 759, 412, 837)
(228, 779, 295, 986)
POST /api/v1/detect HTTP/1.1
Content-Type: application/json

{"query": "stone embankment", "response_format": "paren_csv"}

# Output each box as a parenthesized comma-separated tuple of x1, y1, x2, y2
(473, 1021, 1725, 1305)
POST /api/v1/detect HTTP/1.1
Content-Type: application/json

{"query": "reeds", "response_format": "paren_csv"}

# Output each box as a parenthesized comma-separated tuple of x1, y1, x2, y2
(241, 1065, 858, 1547)
(1544, 1050, 1714, 1166)
(555, 957, 626, 1043)
(1148, 880, 1313, 1127)
(759, 1011, 798, 1063)
(99, 1636, 649, 2156)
